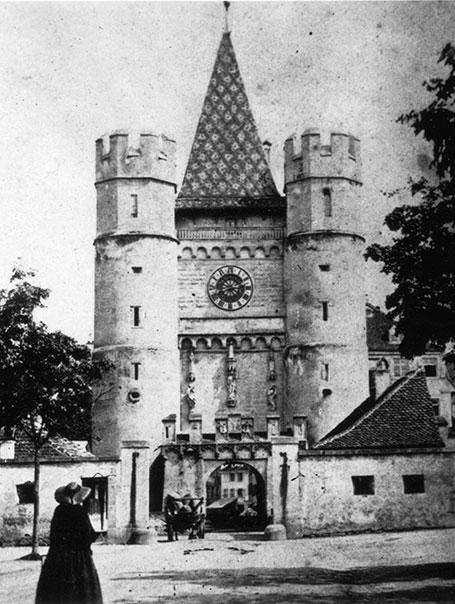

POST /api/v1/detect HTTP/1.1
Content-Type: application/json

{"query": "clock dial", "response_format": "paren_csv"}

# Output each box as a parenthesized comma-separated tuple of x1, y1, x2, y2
(208, 266, 253, 310)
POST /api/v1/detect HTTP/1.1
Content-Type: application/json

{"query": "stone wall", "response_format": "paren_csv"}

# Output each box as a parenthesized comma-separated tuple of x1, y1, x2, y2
(283, 449, 455, 537)
(0, 459, 117, 546)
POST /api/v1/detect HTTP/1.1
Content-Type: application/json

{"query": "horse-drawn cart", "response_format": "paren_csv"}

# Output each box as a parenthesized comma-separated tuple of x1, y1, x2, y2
(164, 494, 205, 541)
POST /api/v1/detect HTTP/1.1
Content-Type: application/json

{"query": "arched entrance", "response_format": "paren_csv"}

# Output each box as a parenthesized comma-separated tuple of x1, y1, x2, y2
(205, 461, 267, 531)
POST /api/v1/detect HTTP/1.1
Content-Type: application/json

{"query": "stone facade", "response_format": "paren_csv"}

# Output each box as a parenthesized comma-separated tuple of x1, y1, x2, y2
(1, 22, 455, 546)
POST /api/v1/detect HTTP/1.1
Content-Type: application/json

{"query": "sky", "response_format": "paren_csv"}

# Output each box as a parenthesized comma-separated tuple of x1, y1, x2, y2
(0, 0, 453, 343)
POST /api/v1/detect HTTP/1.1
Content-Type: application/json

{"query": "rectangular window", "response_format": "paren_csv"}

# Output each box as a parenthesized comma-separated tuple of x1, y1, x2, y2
(237, 473, 243, 482)
(352, 475, 375, 495)
(393, 358, 411, 378)
(229, 473, 235, 482)
(131, 306, 141, 327)
(132, 362, 141, 380)
(230, 488, 235, 498)
(16, 481, 34, 504)
(431, 398, 440, 416)
(322, 301, 329, 321)
(321, 363, 329, 381)
(132, 266, 142, 274)
(131, 194, 138, 217)
(237, 488, 244, 497)
(319, 264, 330, 272)
(223, 489, 229, 499)
(403, 474, 425, 494)
(323, 188, 332, 217)
(424, 358, 438, 377)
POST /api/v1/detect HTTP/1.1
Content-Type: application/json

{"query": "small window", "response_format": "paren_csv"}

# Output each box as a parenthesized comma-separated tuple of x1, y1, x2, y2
(16, 481, 34, 504)
(132, 267, 142, 274)
(322, 301, 329, 321)
(352, 475, 375, 495)
(424, 358, 438, 377)
(393, 358, 411, 378)
(237, 473, 243, 482)
(131, 194, 138, 217)
(237, 488, 244, 497)
(229, 473, 235, 482)
(225, 217, 237, 228)
(319, 264, 330, 272)
(321, 363, 329, 381)
(132, 362, 141, 380)
(348, 136, 356, 158)
(230, 488, 235, 497)
(403, 474, 425, 494)
(323, 188, 332, 217)
(431, 398, 440, 416)
(322, 388, 332, 397)
(223, 489, 229, 498)
(131, 306, 141, 327)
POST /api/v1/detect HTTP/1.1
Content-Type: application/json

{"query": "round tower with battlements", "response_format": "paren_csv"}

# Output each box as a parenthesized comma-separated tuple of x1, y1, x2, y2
(284, 129, 369, 445)
(92, 131, 179, 539)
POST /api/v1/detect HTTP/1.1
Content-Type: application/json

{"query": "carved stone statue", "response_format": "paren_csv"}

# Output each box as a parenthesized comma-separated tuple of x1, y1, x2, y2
(227, 374, 237, 406)
(186, 384, 197, 408)
(267, 384, 277, 410)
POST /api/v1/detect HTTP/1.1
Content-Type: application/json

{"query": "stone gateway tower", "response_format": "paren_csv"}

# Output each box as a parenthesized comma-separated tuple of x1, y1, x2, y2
(284, 130, 369, 443)
(92, 132, 180, 540)
(91, 15, 380, 542)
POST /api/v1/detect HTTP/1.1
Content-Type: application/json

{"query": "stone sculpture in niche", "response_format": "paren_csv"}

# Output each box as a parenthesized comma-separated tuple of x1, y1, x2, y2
(267, 384, 277, 410)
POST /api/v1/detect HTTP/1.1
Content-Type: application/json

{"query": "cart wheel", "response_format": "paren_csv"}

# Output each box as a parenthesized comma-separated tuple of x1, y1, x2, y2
(167, 522, 174, 542)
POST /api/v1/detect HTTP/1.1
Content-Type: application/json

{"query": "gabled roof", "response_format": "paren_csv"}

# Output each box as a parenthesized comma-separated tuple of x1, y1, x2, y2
(1, 430, 94, 463)
(315, 370, 444, 450)
(177, 32, 282, 210)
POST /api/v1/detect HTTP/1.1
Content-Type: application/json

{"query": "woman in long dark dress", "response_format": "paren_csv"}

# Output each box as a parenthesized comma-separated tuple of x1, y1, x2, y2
(36, 482, 103, 604)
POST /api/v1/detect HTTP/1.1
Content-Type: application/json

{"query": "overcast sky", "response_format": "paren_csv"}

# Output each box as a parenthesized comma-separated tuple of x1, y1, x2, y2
(0, 1, 453, 343)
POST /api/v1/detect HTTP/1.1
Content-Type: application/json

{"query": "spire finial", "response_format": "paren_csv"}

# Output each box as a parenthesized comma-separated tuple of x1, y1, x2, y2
(224, 1, 230, 34)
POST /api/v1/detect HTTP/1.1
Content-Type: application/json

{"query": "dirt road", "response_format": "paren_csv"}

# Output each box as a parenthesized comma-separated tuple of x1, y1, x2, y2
(1, 529, 454, 603)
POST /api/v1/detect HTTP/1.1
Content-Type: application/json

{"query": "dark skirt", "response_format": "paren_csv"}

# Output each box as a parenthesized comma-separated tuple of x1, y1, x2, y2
(36, 547, 103, 604)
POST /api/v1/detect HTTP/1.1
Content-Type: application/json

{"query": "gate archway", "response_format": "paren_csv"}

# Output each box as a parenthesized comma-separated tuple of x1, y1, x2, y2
(205, 461, 267, 531)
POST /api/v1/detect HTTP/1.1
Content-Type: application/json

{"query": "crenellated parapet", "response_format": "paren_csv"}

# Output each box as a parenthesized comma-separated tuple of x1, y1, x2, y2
(284, 129, 361, 186)
(95, 130, 176, 185)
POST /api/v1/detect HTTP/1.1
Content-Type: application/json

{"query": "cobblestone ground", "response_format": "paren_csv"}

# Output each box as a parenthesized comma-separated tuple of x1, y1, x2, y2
(1, 530, 454, 604)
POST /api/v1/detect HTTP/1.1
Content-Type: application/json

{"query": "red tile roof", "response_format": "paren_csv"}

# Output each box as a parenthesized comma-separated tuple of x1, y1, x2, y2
(315, 370, 444, 450)
(177, 32, 282, 210)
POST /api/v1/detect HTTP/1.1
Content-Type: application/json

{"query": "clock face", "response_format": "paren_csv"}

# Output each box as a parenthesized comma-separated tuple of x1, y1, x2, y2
(208, 266, 253, 311)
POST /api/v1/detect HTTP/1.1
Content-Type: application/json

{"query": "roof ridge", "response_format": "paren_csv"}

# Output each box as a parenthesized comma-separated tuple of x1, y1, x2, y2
(316, 369, 424, 448)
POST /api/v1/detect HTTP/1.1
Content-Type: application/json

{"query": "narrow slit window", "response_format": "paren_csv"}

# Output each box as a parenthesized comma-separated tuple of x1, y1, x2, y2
(131, 194, 138, 217)
(132, 362, 141, 380)
(322, 301, 329, 321)
(132, 266, 142, 274)
(319, 264, 330, 272)
(323, 188, 332, 217)
(131, 306, 141, 327)
(321, 363, 329, 381)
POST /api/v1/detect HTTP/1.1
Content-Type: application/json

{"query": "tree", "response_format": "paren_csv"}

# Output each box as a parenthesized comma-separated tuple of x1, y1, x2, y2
(366, 43, 455, 359)
(0, 268, 111, 559)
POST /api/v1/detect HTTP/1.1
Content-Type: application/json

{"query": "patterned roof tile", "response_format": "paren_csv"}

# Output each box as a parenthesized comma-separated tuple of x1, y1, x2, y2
(177, 33, 282, 210)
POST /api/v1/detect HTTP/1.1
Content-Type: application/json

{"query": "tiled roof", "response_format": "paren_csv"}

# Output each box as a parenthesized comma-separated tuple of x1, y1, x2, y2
(315, 370, 444, 450)
(2, 430, 94, 463)
(177, 32, 282, 210)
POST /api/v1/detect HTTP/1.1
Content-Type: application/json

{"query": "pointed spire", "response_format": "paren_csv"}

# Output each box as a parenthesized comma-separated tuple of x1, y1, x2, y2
(177, 18, 282, 210)
(224, 1, 230, 34)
